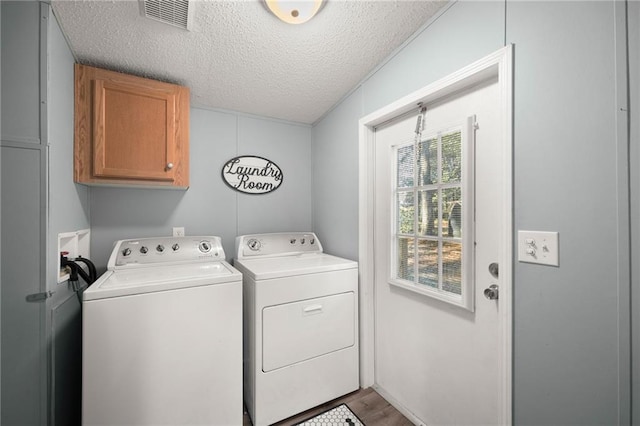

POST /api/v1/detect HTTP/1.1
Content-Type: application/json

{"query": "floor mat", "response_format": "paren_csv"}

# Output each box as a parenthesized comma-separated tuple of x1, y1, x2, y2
(295, 403, 365, 426)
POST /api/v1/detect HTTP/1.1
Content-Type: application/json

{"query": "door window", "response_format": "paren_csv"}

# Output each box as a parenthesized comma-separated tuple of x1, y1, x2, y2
(391, 119, 475, 311)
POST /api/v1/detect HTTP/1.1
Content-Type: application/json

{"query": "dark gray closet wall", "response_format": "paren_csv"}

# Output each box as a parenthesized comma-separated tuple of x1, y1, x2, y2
(1, 2, 89, 424)
(1, 3, 47, 422)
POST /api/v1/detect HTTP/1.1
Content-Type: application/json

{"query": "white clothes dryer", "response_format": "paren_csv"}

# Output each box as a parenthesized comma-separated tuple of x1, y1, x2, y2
(82, 236, 242, 426)
(234, 232, 359, 426)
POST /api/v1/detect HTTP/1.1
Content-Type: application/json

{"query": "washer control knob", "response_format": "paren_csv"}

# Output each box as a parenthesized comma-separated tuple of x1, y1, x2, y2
(140, 246, 148, 254)
(156, 244, 165, 253)
(122, 247, 132, 257)
(247, 239, 261, 251)
(310, 238, 315, 245)
(199, 241, 211, 253)
(290, 238, 296, 244)
(301, 238, 306, 244)
(172, 243, 180, 252)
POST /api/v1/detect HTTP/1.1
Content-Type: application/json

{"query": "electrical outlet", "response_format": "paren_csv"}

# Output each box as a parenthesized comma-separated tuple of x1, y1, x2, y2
(173, 227, 185, 237)
(518, 230, 559, 267)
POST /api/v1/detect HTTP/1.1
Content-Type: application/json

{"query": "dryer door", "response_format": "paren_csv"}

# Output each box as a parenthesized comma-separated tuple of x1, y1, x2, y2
(262, 291, 355, 372)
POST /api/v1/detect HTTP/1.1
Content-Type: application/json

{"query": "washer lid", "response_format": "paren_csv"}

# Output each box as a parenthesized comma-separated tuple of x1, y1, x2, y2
(83, 261, 241, 301)
(234, 253, 357, 280)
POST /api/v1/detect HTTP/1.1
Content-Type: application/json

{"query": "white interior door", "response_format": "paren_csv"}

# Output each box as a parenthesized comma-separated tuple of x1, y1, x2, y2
(373, 77, 504, 425)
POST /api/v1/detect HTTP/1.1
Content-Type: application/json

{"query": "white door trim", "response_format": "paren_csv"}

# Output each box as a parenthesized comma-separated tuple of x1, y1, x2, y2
(358, 45, 513, 424)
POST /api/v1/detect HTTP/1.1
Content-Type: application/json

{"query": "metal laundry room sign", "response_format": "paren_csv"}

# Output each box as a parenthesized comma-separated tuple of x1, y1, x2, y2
(222, 155, 283, 194)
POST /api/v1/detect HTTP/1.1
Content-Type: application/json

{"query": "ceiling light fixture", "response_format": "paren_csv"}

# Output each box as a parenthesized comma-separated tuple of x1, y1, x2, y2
(264, 0, 325, 25)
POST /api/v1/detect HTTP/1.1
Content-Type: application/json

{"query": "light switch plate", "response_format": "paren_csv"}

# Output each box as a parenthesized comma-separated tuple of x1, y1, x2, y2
(518, 230, 559, 266)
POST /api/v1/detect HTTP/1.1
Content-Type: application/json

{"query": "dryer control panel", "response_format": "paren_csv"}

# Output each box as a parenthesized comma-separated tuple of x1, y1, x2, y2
(236, 232, 322, 259)
(109, 236, 224, 268)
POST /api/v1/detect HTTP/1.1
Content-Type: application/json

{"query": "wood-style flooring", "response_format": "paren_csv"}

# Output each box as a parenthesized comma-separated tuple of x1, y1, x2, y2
(242, 387, 413, 426)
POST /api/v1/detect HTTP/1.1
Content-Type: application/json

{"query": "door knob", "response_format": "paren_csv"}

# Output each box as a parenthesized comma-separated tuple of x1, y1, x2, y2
(166, 162, 174, 170)
(484, 284, 499, 300)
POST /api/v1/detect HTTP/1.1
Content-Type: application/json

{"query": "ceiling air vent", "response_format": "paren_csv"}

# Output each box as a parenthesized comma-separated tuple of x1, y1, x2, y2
(140, 0, 193, 30)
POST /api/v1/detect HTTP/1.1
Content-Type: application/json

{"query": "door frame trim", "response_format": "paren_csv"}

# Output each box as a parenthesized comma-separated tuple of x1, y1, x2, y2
(358, 45, 513, 424)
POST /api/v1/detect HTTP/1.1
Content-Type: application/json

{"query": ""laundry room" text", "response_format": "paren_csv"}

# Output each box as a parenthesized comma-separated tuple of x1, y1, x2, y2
(222, 155, 284, 194)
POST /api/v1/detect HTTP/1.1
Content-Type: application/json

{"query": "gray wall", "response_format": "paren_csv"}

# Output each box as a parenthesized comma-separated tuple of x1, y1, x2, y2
(630, 1, 640, 422)
(48, 6, 90, 287)
(89, 110, 312, 268)
(508, 2, 627, 423)
(312, 1, 631, 424)
(311, 87, 362, 260)
(48, 5, 90, 425)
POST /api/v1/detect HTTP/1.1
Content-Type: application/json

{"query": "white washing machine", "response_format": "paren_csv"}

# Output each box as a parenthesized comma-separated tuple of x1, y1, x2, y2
(82, 236, 242, 426)
(234, 232, 359, 426)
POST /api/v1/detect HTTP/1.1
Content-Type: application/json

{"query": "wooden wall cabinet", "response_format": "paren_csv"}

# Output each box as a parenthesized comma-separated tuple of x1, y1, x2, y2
(74, 64, 189, 188)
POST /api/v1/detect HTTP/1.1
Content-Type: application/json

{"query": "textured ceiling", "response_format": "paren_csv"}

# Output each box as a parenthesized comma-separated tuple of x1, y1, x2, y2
(52, 0, 447, 124)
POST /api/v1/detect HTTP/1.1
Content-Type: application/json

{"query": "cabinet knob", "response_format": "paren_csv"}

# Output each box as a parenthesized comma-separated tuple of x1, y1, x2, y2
(166, 162, 174, 170)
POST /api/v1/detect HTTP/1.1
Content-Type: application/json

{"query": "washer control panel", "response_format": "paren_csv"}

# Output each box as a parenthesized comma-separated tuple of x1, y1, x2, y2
(111, 236, 224, 268)
(236, 232, 322, 259)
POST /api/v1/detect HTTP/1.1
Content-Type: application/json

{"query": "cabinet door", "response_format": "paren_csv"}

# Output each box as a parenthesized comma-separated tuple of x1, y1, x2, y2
(74, 64, 189, 188)
(92, 79, 176, 181)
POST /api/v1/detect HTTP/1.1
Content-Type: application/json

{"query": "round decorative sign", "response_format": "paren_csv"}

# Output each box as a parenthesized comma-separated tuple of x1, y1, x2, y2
(221, 155, 283, 194)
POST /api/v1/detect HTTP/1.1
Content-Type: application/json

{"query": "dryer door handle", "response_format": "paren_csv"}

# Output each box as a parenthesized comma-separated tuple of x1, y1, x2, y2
(302, 304, 323, 315)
